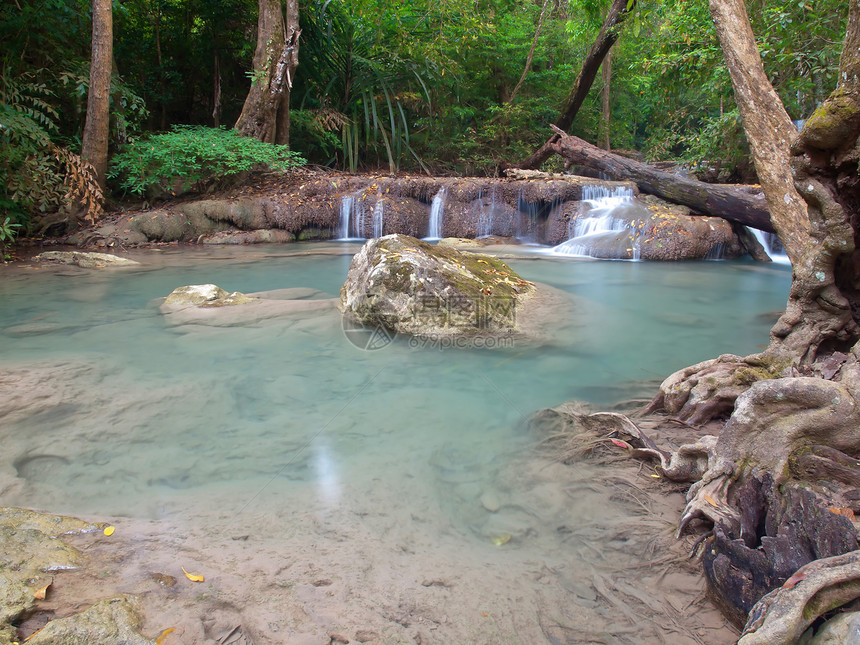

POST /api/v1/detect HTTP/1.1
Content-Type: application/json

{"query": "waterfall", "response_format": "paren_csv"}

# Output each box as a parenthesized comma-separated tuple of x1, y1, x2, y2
(337, 192, 368, 240)
(476, 188, 497, 238)
(425, 188, 447, 240)
(372, 201, 384, 238)
(516, 189, 541, 242)
(750, 229, 791, 264)
(550, 184, 641, 259)
(338, 196, 354, 240)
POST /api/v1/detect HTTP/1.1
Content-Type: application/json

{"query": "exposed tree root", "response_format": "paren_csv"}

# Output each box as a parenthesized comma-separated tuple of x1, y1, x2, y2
(739, 550, 860, 644)
(534, 348, 860, 634)
(645, 352, 794, 427)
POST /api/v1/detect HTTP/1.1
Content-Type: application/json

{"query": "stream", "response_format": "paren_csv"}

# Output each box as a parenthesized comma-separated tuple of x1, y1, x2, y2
(0, 244, 791, 644)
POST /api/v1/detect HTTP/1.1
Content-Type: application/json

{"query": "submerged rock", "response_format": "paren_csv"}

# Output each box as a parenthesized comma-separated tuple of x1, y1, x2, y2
(25, 595, 148, 645)
(0, 507, 148, 645)
(340, 234, 535, 337)
(160, 285, 336, 328)
(33, 251, 140, 268)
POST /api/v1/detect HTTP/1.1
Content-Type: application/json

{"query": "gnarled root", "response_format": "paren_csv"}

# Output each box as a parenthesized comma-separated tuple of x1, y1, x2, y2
(646, 352, 791, 426)
(702, 477, 858, 627)
(739, 550, 860, 645)
(678, 367, 860, 535)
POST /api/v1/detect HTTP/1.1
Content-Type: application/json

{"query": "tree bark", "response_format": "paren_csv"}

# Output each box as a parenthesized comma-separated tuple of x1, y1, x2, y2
(80, 0, 112, 191)
(235, 0, 300, 144)
(519, 0, 633, 169)
(549, 128, 774, 231)
(600, 49, 612, 150)
(712, 0, 860, 362)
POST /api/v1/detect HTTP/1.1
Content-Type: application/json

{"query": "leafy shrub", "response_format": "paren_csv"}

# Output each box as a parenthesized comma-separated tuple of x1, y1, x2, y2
(0, 72, 103, 230)
(109, 126, 306, 197)
(0, 215, 21, 261)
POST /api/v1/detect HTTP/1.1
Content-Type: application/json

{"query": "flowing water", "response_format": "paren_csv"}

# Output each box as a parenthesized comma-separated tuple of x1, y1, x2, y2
(424, 188, 447, 240)
(550, 186, 644, 259)
(750, 229, 791, 264)
(0, 245, 792, 643)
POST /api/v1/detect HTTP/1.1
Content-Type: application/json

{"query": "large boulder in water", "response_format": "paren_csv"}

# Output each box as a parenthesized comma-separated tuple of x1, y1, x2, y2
(340, 234, 536, 337)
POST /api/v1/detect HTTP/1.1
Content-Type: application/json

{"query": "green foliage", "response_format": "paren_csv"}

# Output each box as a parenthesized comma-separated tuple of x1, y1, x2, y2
(0, 215, 22, 260)
(0, 72, 65, 224)
(296, 0, 437, 172)
(109, 126, 306, 196)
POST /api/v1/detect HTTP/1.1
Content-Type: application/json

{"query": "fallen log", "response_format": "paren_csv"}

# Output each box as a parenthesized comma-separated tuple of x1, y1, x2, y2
(545, 126, 774, 232)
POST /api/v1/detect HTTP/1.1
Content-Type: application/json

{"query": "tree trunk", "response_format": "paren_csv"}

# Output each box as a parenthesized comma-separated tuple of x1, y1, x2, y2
(600, 49, 612, 150)
(519, 0, 633, 169)
(235, 0, 300, 144)
(712, 0, 860, 362)
(628, 1, 860, 632)
(549, 128, 774, 231)
(80, 0, 112, 191)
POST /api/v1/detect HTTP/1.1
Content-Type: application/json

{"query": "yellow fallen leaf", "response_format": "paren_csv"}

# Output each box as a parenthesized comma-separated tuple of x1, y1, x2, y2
(33, 580, 52, 600)
(103, 525, 115, 536)
(181, 566, 205, 582)
(491, 534, 511, 546)
(155, 627, 177, 645)
(703, 493, 719, 508)
(829, 507, 856, 520)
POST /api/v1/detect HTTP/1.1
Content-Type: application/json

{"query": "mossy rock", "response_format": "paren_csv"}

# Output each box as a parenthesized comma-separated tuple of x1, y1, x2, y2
(162, 284, 257, 308)
(25, 596, 149, 645)
(340, 234, 535, 337)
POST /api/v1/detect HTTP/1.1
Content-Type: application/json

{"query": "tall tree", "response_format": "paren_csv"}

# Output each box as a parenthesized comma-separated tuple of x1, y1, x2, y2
(235, 0, 300, 144)
(599, 0, 860, 635)
(80, 0, 113, 191)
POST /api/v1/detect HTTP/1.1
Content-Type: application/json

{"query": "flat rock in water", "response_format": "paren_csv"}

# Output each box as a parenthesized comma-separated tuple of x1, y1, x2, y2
(340, 234, 536, 338)
(160, 284, 336, 328)
(33, 251, 140, 268)
(162, 284, 257, 308)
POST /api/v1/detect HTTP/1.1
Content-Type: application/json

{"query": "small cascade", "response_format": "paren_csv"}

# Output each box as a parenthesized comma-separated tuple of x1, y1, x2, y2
(550, 184, 641, 259)
(425, 187, 447, 240)
(338, 196, 354, 240)
(475, 188, 497, 238)
(704, 243, 728, 260)
(516, 189, 542, 243)
(750, 229, 791, 265)
(372, 201, 384, 238)
(337, 192, 368, 240)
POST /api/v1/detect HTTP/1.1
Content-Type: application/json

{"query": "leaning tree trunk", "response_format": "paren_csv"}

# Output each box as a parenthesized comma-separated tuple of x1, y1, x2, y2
(235, 0, 300, 145)
(650, 0, 860, 425)
(548, 127, 773, 230)
(518, 0, 633, 169)
(600, 48, 611, 150)
(80, 0, 112, 192)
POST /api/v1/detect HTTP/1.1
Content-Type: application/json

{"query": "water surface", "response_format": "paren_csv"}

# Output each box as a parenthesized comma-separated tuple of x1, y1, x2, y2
(0, 245, 791, 643)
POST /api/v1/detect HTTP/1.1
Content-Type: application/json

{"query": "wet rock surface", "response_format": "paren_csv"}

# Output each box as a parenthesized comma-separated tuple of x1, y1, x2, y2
(159, 284, 336, 328)
(55, 171, 752, 261)
(340, 234, 535, 338)
(33, 251, 140, 268)
(0, 507, 148, 645)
